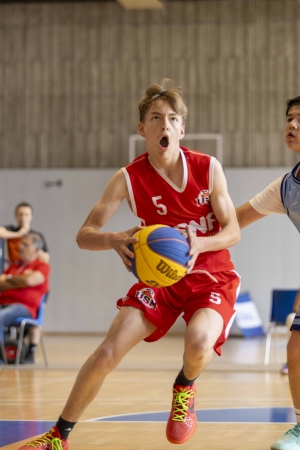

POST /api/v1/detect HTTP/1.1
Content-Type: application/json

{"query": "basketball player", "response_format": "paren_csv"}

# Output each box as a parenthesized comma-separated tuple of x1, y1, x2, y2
(18, 79, 240, 449)
(281, 291, 300, 376)
(236, 96, 300, 450)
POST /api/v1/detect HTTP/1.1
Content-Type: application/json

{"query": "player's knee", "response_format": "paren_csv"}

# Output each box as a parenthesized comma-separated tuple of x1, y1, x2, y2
(185, 334, 212, 361)
(91, 343, 120, 373)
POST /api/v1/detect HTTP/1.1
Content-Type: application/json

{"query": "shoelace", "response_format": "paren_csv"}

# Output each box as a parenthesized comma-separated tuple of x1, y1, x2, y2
(171, 387, 196, 422)
(25, 434, 63, 449)
(284, 424, 300, 439)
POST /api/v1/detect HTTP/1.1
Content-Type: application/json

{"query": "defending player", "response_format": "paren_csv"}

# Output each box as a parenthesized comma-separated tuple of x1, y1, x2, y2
(236, 96, 300, 450)
(18, 79, 240, 449)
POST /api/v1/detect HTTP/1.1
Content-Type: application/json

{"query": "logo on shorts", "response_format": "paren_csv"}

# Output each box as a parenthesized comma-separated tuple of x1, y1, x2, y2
(117, 296, 129, 310)
(196, 190, 210, 205)
(136, 288, 157, 310)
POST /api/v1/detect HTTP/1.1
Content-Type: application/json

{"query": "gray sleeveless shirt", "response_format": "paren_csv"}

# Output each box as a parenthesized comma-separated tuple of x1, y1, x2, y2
(281, 162, 300, 232)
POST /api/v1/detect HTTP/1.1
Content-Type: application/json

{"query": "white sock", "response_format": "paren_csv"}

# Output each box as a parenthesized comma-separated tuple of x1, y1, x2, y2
(294, 408, 300, 424)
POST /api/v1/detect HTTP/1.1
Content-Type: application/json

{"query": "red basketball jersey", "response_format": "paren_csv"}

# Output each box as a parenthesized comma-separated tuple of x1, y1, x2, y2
(122, 147, 234, 273)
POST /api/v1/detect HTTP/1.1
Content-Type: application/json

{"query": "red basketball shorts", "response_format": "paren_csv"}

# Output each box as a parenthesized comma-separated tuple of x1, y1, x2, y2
(117, 269, 241, 355)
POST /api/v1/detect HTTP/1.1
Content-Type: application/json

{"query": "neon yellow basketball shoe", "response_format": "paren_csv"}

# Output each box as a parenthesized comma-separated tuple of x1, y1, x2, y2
(166, 383, 197, 444)
(18, 426, 69, 449)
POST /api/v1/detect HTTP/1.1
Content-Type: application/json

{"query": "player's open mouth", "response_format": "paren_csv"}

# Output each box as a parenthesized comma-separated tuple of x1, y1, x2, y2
(160, 136, 169, 148)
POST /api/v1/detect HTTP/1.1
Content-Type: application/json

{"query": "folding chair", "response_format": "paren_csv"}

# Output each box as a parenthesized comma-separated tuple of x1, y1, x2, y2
(7, 293, 49, 367)
(264, 289, 298, 365)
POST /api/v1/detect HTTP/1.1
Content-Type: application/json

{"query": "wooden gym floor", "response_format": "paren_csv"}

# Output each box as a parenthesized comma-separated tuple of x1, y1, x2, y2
(0, 332, 295, 449)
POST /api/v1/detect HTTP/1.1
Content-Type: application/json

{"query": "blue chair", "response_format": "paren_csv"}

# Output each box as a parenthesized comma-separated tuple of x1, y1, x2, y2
(264, 289, 298, 365)
(7, 293, 49, 367)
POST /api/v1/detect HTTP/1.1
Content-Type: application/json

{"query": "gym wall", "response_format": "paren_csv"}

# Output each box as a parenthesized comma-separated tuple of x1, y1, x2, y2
(0, 0, 299, 169)
(0, 167, 298, 334)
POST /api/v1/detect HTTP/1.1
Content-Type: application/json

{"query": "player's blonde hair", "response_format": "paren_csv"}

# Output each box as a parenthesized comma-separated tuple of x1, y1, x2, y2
(138, 79, 188, 124)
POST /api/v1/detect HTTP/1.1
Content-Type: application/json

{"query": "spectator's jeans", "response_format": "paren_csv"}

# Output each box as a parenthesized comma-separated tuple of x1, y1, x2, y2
(0, 304, 32, 342)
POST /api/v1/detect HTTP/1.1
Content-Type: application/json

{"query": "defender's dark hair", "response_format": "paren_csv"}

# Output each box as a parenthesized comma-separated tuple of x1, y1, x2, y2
(286, 96, 300, 116)
(15, 202, 33, 215)
(138, 78, 188, 124)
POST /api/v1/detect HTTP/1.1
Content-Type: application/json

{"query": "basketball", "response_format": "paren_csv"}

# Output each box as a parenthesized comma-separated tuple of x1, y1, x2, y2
(129, 224, 191, 287)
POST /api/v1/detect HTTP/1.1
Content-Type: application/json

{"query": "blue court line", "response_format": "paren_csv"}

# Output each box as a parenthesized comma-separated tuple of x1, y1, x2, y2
(95, 407, 295, 423)
(0, 408, 295, 447)
(0, 421, 55, 447)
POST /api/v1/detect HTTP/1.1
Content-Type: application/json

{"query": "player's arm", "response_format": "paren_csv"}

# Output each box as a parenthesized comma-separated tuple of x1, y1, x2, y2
(186, 160, 240, 270)
(0, 270, 45, 292)
(236, 176, 284, 228)
(0, 225, 30, 239)
(76, 170, 142, 269)
(235, 202, 267, 229)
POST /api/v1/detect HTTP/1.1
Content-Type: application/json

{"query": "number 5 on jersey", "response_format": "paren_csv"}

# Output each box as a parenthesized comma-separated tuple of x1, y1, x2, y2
(152, 196, 167, 216)
(209, 292, 221, 304)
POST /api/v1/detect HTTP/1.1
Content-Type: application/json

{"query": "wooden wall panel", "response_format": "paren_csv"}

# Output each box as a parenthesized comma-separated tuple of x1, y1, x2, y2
(0, 0, 300, 168)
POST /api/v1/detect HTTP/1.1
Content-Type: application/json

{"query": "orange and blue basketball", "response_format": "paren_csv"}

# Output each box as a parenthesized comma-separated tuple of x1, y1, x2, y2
(129, 224, 190, 287)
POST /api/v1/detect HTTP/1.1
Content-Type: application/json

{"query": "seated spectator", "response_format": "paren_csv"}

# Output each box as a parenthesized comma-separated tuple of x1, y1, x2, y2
(0, 233, 50, 364)
(0, 202, 50, 356)
(0, 202, 49, 264)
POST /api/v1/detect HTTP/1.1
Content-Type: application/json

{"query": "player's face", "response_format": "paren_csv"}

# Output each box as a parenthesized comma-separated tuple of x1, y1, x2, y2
(137, 100, 185, 158)
(15, 206, 33, 227)
(285, 105, 300, 154)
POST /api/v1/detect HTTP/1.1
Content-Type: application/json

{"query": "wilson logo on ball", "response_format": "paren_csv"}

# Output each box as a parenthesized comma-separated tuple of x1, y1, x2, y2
(156, 259, 183, 281)
(129, 224, 191, 288)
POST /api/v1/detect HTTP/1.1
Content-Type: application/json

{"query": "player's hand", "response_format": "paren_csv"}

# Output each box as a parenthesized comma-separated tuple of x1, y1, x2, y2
(175, 226, 188, 239)
(185, 225, 206, 273)
(111, 225, 143, 271)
